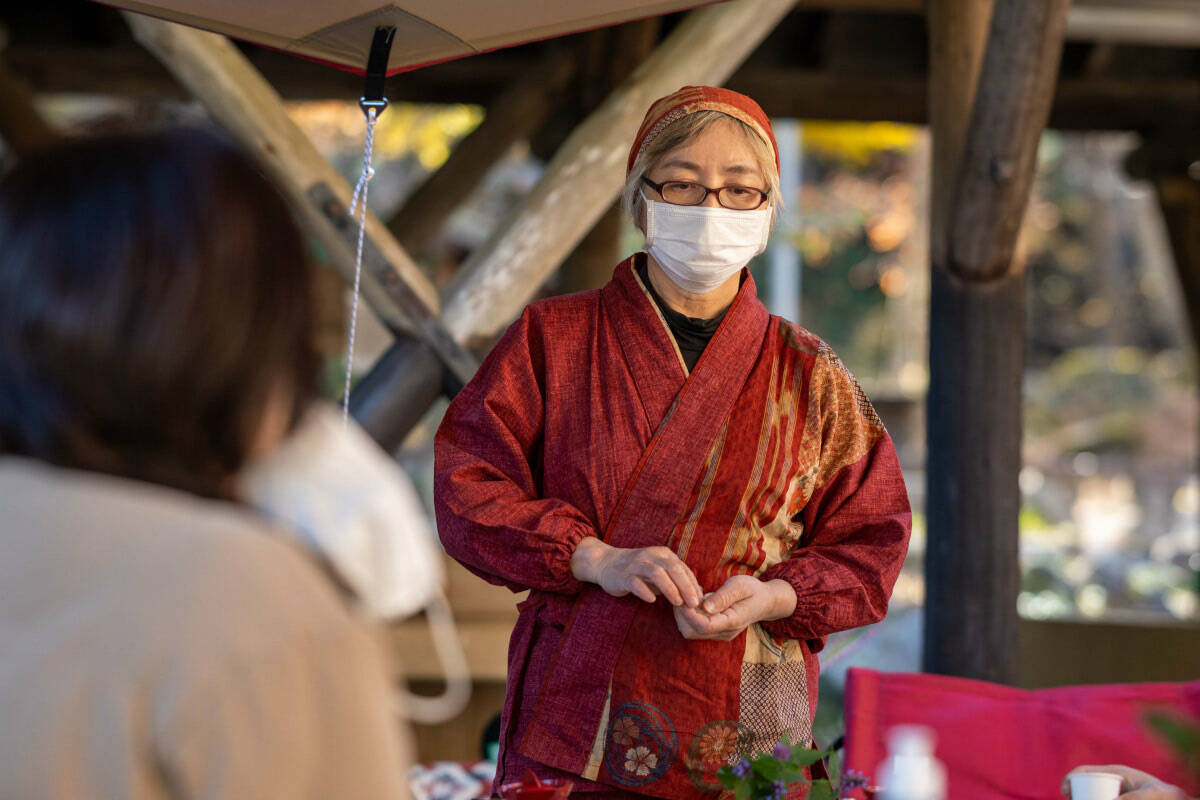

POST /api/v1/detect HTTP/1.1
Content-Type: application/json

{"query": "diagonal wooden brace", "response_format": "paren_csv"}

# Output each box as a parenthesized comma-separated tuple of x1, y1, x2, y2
(123, 12, 478, 391)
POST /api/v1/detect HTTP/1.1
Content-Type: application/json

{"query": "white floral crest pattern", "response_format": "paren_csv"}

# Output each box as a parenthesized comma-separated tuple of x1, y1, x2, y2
(624, 746, 658, 777)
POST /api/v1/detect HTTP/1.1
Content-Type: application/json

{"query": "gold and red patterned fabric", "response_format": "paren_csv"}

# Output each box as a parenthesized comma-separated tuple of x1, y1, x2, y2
(627, 86, 780, 173)
(434, 255, 910, 799)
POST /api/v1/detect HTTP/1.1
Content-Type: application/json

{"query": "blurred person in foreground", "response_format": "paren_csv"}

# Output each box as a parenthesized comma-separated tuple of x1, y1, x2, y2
(1064, 765, 1196, 800)
(0, 129, 411, 799)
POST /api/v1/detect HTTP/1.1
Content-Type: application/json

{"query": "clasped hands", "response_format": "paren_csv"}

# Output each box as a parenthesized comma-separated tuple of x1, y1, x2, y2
(569, 537, 796, 641)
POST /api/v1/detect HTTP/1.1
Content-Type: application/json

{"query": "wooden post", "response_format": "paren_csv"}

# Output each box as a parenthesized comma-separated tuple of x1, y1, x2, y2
(923, 0, 1070, 683)
(386, 51, 573, 258)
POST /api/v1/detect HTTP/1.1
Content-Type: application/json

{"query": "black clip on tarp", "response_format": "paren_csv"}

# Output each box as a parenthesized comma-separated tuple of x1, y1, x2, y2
(360, 26, 396, 117)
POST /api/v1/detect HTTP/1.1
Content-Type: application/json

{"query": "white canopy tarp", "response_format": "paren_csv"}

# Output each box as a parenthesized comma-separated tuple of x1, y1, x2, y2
(107, 1, 715, 74)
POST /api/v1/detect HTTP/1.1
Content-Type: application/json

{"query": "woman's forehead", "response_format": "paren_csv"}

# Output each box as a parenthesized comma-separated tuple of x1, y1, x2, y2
(655, 119, 763, 176)
(657, 156, 759, 177)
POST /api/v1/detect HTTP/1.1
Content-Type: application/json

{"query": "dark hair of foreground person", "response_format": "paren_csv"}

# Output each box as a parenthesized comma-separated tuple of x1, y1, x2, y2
(0, 127, 318, 498)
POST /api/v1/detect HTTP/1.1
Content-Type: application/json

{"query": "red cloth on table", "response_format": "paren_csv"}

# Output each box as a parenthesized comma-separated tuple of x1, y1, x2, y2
(843, 667, 1200, 800)
(435, 256, 911, 798)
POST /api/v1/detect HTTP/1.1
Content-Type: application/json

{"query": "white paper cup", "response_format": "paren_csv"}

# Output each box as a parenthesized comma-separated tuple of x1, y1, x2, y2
(1068, 772, 1123, 800)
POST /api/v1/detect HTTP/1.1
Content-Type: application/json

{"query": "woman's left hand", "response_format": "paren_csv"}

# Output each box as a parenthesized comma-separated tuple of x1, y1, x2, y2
(673, 575, 797, 641)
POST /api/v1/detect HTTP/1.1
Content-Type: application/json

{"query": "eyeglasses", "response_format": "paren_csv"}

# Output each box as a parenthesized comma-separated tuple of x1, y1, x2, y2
(641, 176, 769, 211)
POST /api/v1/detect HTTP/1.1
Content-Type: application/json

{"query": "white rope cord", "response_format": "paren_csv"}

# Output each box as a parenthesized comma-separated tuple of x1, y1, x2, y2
(342, 106, 378, 425)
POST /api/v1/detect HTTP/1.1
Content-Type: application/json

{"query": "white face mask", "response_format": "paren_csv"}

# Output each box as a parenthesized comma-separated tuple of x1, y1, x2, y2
(238, 403, 469, 724)
(644, 198, 772, 294)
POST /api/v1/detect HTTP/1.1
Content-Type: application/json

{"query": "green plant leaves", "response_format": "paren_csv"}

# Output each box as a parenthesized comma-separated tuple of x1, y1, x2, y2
(808, 780, 836, 800)
(1145, 711, 1200, 780)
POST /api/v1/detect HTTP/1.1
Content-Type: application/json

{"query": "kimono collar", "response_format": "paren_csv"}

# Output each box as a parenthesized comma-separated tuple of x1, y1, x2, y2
(604, 254, 770, 432)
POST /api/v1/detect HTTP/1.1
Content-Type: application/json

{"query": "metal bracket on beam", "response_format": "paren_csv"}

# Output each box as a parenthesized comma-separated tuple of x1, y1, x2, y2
(308, 180, 478, 394)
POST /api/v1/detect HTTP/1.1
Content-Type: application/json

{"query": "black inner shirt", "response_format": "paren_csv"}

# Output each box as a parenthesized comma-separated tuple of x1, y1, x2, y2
(637, 257, 729, 372)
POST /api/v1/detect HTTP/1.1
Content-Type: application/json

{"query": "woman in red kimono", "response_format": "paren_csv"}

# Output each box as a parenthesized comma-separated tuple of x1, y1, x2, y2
(435, 86, 911, 799)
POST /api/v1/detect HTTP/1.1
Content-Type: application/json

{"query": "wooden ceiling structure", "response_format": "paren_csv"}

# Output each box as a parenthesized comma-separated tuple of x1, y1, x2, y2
(2, 0, 1198, 133)
(0, 0, 1197, 686)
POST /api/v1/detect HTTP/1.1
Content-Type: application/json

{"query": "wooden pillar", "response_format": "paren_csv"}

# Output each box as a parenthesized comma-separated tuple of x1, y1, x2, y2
(923, 0, 1070, 683)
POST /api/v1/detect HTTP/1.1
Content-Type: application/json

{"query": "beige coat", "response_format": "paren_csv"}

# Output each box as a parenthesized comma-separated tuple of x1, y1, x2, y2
(0, 458, 412, 799)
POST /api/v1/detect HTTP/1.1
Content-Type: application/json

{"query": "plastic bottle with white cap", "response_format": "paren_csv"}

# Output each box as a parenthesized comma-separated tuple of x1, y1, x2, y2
(876, 725, 947, 800)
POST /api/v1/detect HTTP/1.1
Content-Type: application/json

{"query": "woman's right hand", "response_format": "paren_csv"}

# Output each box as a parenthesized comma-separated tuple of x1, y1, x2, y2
(570, 537, 702, 607)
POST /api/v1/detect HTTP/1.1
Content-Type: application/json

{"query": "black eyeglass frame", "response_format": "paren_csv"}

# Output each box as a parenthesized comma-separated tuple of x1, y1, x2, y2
(641, 175, 770, 210)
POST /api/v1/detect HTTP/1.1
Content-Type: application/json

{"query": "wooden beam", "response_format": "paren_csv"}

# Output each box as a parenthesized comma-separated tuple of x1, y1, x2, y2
(349, 334, 446, 451)
(122, 13, 478, 391)
(948, 0, 1071, 282)
(9, 42, 1198, 134)
(0, 57, 58, 156)
(727, 68, 1200, 132)
(441, 0, 799, 347)
(386, 51, 573, 257)
(1066, 1, 1200, 48)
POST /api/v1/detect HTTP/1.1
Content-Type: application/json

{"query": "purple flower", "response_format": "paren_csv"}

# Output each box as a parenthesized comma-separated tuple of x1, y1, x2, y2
(771, 778, 788, 800)
(732, 758, 752, 778)
(770, 742, 792, 761)
(842, 769, 871, 789)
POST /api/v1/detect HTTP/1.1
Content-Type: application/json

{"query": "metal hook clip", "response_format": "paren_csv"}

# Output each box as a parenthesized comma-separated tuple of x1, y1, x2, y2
(359, 97, 389, 118)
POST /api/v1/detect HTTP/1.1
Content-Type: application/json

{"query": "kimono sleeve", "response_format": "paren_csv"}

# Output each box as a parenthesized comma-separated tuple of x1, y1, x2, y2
(434, 307, 596, 595)
(759, 345, 912, 646)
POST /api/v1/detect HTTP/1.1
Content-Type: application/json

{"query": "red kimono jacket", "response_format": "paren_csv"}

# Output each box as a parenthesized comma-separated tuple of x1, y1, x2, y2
(434, 255, 911, 798)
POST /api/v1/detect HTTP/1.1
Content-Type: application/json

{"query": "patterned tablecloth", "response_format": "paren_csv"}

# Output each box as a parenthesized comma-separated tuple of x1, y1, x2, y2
(410, 760, 496, 800)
